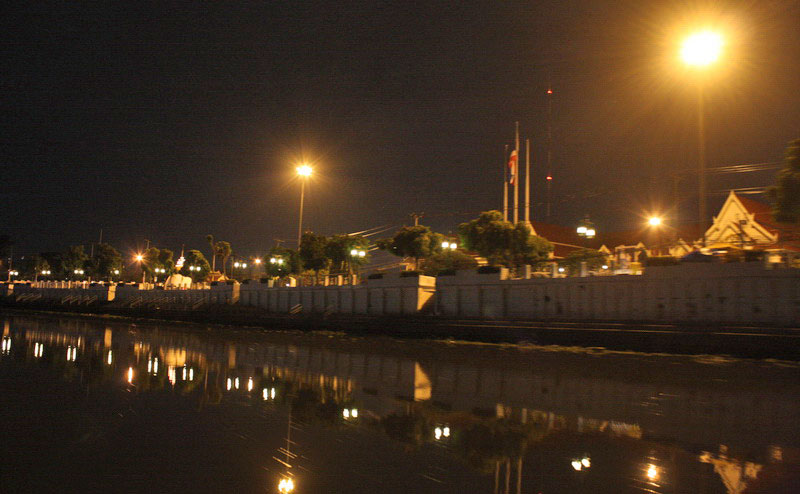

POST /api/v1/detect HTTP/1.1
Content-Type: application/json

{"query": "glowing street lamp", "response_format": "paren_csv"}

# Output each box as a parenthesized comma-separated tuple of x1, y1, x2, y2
(278, 477, 295, 493)
(680, 29, 724, 246)
(681, 31, 723, 67)
(441, 241, 458, 250)
(296, 163, 313, 247)
(135, 254, 146, 283)
(577, 217, 596, 240)
(648, 216, 662, 227)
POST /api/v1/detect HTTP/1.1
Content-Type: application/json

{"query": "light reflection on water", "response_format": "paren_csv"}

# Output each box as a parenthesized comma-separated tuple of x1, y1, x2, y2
(1, 314, 799, 493)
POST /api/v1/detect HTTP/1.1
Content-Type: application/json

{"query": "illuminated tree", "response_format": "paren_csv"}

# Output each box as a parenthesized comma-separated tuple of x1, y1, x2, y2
(768, 138, 800, 223)
(377, 225, 443, 270)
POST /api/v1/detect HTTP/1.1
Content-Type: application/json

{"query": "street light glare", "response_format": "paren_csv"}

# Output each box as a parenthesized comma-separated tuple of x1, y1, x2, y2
(135, 254, 144, 262)
(296, 164, 312, 177)
(681, 31, 723, 66)
(648, 217, 662, 227)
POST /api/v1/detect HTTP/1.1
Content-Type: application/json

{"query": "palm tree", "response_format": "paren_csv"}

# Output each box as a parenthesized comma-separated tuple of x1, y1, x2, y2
(206, 234, 216, 271)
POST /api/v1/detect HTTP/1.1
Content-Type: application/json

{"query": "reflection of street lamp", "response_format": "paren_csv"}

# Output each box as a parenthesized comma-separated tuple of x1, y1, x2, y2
(681, 30, 724, 246)
(296, 163, 313, 247)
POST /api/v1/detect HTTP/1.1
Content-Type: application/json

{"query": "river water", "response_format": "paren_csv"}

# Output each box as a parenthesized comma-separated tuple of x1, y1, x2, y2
(1, 313, 798, 493)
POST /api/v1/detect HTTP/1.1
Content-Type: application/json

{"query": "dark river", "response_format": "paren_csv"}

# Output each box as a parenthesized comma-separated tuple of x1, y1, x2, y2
(1, 313, 799, 493)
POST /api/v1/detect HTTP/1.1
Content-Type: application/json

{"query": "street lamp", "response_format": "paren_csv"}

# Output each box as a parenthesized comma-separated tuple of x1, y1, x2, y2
(296, 163, 313, 247)
(681, 29, 724, 246)
(441, 241, 457, 250)
(135, 254, 146, 283)
(577, 217, 596, 240)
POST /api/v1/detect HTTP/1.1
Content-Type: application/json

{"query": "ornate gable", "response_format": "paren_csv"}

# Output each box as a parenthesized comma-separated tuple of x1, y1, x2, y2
(704, 192, 777, 246)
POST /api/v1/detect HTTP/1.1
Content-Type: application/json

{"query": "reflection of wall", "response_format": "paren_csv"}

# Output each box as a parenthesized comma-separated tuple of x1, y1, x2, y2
(8, 315, 799, 467)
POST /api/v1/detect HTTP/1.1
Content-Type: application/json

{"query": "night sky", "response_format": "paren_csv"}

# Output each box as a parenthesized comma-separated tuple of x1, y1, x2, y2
(3, 1, 799, 257)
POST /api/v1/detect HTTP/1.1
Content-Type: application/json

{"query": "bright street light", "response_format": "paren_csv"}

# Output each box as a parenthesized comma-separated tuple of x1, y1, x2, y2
(680, 30, 724, 246)
(278, 477, 295, 493)
(681, 31, 723, 67)
(296, 163, 313, 247)
(296, 164, 312, 177)
(648, 216, 662, 227)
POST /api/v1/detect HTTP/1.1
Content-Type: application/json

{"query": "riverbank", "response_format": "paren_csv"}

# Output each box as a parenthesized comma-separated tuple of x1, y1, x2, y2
(2, 301, 799, 360)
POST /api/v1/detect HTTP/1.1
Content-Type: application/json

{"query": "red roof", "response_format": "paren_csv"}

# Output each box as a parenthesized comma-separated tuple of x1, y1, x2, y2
(735, 193, 800, 243)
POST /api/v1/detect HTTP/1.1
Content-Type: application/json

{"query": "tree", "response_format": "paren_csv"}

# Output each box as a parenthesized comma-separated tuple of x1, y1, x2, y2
(377, 225, 443, 270)
(458, 211, 552, 268)
(266, 247, 301, 278)
(0, 234, 12, 271)
(62, 245, 89, 278)
(299, 232, 329, 280)
(324, 234, 369, 274)
(421, 249, 478, 276)
(768, 138, 800, 223)
(88, 243, 122, 280)
(213, 241, 232, 276)
(143, 247, 175, 281)
(206, 235, 217, 271)
(560, 248, 606, 275)
(179, 249, 211, 282)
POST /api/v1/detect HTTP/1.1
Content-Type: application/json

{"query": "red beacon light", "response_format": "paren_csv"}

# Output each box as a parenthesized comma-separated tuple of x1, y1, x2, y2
(546, 175, 553, 181)
(546, 89, 553, 94)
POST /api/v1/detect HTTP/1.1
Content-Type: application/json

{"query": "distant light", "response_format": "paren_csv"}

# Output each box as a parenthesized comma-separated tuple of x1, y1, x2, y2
(648, 216, 662, 227)
(546, 175, 553, 181)
(234, 377, 240, 389)
(442, 426, 450, 437)
(571, 460, 582, 471)
(646, 464, 659, 481)
(434, 427, 442, 440)
(254, 258, 262, 265)
(227, 378, 232, 390)
(135, 254, 143, 262)
(351, 249, 358, 256)
(602, 265, 609, 270)
(442, 241, 449, 249)
(351, 408, 358, 418)
(247, 377, 254, 392)
(576, 226, 587, 235)
(297, 164, 312, 177)
(558, 267, 565, 273)
(681, 31, 723, 67)
(547, 89, 553, 94)
(581, 457, 591, 468)
(585, 228, 596, 238)
(127, 366, 134, 384)
(343, 409, 350, 418)
(358, 250, 366, 257)
(270, 258, 277, 264)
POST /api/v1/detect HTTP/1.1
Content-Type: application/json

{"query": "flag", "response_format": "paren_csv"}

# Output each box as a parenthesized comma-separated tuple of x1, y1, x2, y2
(507, 150, 518, 185)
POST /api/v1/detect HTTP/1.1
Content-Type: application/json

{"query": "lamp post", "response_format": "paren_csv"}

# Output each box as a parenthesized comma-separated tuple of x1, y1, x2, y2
(681, 30, 723, 247)
(135, 254, 145, 283)
(296, 164, 313, 247)
(648, 216, 664, 256)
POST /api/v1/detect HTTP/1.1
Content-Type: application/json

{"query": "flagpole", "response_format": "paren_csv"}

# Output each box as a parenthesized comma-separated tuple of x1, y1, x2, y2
(514, 121, 519, 224)
(503, 144, 508, 222)
(525, 138, 530, 226)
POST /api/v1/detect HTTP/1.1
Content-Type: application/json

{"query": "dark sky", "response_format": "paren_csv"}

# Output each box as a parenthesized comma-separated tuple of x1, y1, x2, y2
(3, 1, 799, 257)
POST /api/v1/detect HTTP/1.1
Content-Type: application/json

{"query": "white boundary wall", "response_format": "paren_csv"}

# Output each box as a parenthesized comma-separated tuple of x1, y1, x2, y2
(435, 264, 799, 325)
(239, 274, 436, 315)
(4, 265, 797, 325)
